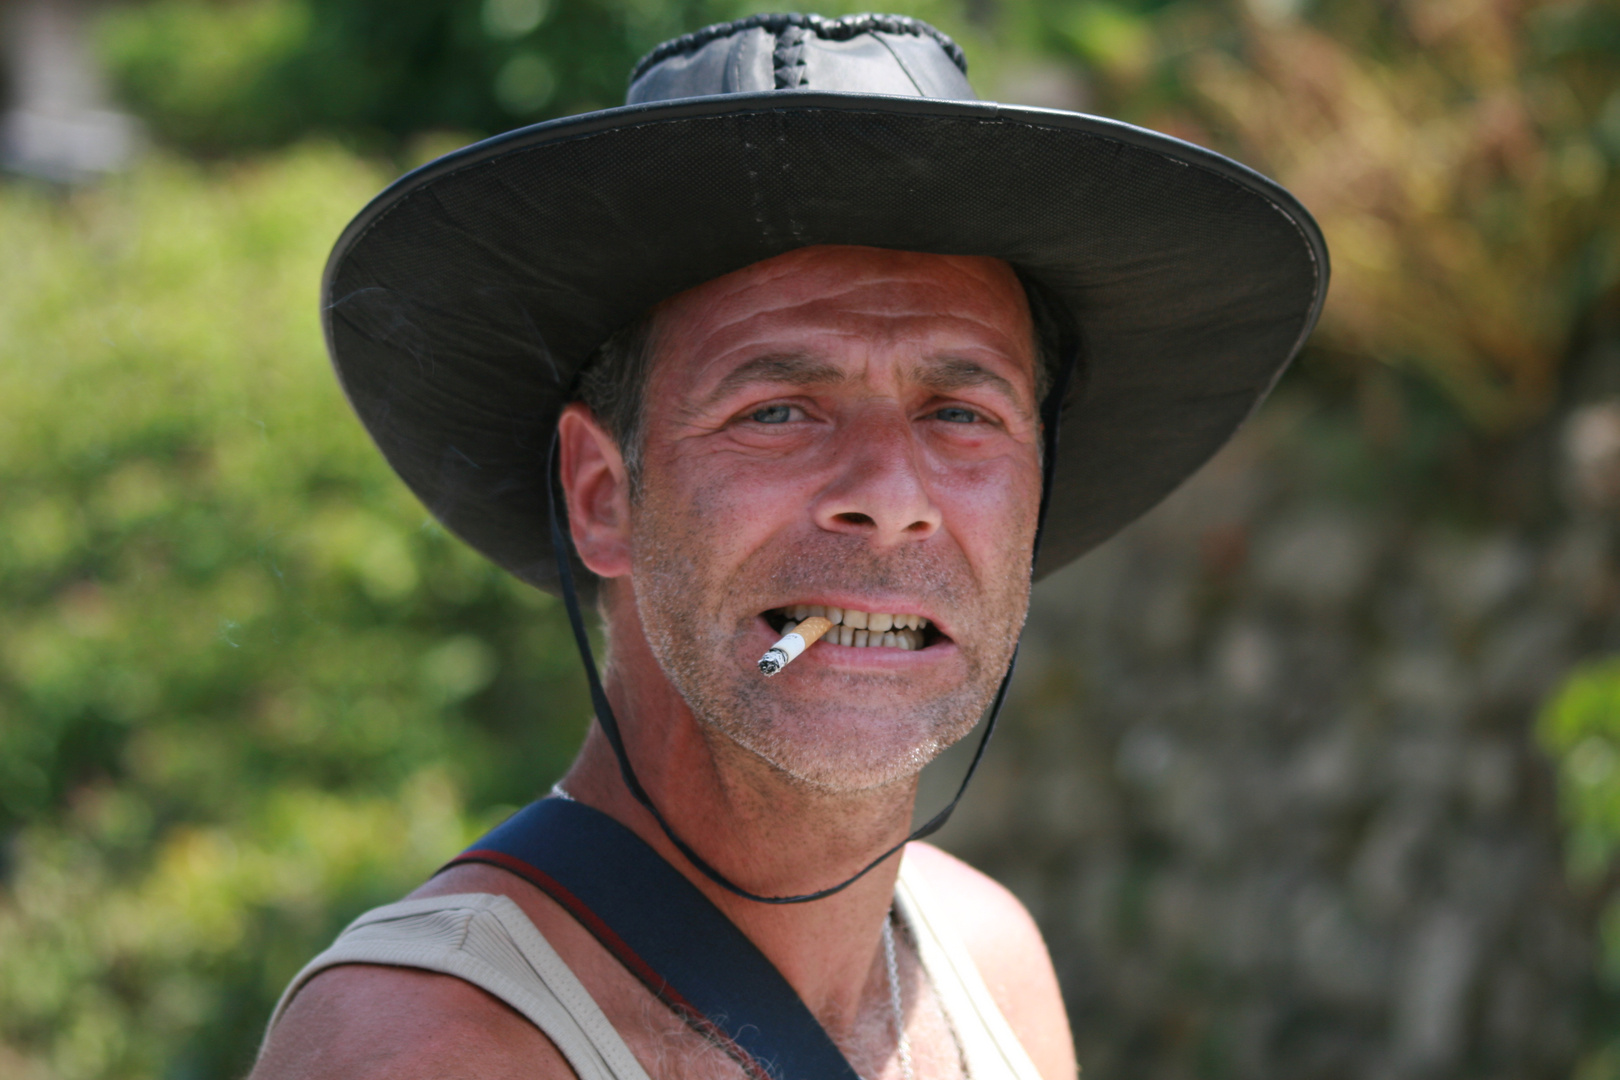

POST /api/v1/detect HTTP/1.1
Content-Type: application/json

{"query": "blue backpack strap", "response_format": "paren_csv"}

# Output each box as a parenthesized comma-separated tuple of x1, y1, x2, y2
(441, 797, 862, 1080)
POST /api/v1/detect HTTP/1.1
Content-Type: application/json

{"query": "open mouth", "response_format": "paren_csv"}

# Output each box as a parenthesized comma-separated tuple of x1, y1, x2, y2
(765, 605, 944, 651)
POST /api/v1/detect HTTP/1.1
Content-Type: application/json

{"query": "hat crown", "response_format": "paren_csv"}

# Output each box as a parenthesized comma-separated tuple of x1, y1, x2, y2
(627, 13, 976, 106)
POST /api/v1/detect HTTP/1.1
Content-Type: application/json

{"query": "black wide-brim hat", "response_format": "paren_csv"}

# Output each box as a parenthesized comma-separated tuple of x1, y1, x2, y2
(324, 13, 1328, 593)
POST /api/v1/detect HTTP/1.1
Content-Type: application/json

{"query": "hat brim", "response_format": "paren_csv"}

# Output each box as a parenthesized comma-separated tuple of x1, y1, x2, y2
(323, 91, 1327, 592)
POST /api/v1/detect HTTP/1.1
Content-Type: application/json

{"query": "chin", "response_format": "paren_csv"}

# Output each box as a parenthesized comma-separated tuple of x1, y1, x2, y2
(639, 593, 1012, 793)
(705, 689, 986, 794)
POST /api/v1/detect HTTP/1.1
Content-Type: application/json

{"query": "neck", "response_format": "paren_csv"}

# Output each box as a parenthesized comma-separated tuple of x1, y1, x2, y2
(558, 627, 914, 1033)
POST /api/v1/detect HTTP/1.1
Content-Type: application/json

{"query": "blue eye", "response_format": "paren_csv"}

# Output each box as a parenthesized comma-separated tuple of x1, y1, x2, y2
(751, 404, 793, 424)
(934, 407, 978, 423)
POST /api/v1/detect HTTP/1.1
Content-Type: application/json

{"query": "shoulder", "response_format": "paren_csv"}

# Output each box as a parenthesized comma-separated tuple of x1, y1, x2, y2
(252, 865, 595, 1079)
(250, 943, 573, 1080)
(902, 843, 1078, 1080)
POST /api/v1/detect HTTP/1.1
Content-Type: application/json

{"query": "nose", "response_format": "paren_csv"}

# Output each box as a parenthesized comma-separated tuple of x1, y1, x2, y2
(810, 408, 942, 546)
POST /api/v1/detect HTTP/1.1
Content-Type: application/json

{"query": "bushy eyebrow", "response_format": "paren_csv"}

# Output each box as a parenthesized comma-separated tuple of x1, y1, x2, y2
(703, 352, 847, 405)
(908, 356, 1029, 417)
(702, 350, 1030, 418)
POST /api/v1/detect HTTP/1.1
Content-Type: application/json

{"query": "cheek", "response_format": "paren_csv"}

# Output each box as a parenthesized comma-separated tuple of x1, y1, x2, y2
(638, 444, 807, 567)
(940, 451, 1038, 494)
(935, 456, 1043, 560)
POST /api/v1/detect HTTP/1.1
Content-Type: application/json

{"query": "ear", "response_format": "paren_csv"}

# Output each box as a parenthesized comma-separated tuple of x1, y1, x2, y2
(556, 402, 632, 578)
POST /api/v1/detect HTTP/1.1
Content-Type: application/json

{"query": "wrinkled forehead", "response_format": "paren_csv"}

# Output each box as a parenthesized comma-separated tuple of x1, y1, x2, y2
(643, 245, 1038, 395)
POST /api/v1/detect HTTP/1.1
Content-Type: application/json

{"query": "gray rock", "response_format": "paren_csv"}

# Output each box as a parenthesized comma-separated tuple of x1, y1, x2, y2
(1562, 400, 1620, 513)
(1351, 803, 1434, 919)
(1292, 881, 1389, 1006)
(1418, 534, 1535, 629)
(1213, 617, 1281, 700)
(1392, 908, 1481, 1072)
(1253, 510, 1382, 610)
(1477, 612, 1575, 707)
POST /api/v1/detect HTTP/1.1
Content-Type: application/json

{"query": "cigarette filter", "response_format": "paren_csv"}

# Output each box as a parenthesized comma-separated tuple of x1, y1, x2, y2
(758, 616, 833, 677)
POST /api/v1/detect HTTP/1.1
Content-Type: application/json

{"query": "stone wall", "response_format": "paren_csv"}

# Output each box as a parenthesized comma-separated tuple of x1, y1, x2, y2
(925, 386, 1620, 1080)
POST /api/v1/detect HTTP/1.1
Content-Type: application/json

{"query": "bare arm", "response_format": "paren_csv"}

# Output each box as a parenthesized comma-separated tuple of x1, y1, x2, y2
(249, 964, 576, 1080)
(904, 843, 1079, 1080)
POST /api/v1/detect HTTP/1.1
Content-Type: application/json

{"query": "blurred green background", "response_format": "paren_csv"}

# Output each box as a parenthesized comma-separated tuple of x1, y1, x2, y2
(1, 0, 1619, 1077)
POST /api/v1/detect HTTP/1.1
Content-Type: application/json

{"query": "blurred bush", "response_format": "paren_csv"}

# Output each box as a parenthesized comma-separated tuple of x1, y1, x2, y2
(1544, 657, 1620, 965)
(0, 146, 589, 1078)
(999, 0, 1620, 431)
(1168, 0, 1620, 430)
(1541, 656, 1620, 1077)
(90, 0, 735, 149)
(91, 0, 997, 153)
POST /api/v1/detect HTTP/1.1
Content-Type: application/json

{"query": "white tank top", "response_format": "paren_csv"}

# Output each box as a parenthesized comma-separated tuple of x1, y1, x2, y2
(261, 853, 1046, 1080)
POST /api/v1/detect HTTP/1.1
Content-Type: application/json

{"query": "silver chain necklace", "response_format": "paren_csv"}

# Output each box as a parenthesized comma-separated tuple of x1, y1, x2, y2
(882, 912, 916, 1080)
(551, 784, 915, 1080)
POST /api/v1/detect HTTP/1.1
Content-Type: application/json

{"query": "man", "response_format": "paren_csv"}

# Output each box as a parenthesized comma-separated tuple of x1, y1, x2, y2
(254, 13, 1325, 1080)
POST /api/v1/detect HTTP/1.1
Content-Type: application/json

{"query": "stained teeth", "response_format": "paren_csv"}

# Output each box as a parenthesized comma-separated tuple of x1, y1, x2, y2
(774, 607, 934, 647)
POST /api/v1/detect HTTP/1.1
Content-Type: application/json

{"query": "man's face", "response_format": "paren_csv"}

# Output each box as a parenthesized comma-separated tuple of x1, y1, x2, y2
(626, 245, 1044, 793)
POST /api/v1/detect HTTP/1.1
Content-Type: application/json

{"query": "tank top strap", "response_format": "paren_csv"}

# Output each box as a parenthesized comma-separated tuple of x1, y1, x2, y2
(894, 855, 1048, 1080)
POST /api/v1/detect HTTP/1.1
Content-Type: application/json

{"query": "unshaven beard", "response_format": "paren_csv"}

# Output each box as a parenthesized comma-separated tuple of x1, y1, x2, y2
(629, 494, 1033, 794)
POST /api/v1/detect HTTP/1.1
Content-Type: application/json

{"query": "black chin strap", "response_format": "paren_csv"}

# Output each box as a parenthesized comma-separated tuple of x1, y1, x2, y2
(547, 331, 1077, 905)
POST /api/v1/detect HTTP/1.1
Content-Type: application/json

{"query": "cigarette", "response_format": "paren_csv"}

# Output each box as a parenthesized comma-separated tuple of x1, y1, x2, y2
(758, 616, 834, 677)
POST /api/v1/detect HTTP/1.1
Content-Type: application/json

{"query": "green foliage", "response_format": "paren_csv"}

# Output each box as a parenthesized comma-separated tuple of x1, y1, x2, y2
(1541, 658, 1620, 1076)
(94, 0, 752, 151)
(0, 146, 590, 1077)
(1542, 658, 1620, 885)
(1004, 0, 1620, 431)
(1542, 658, 1620, 1065)
(93, 0, 1000, 154)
